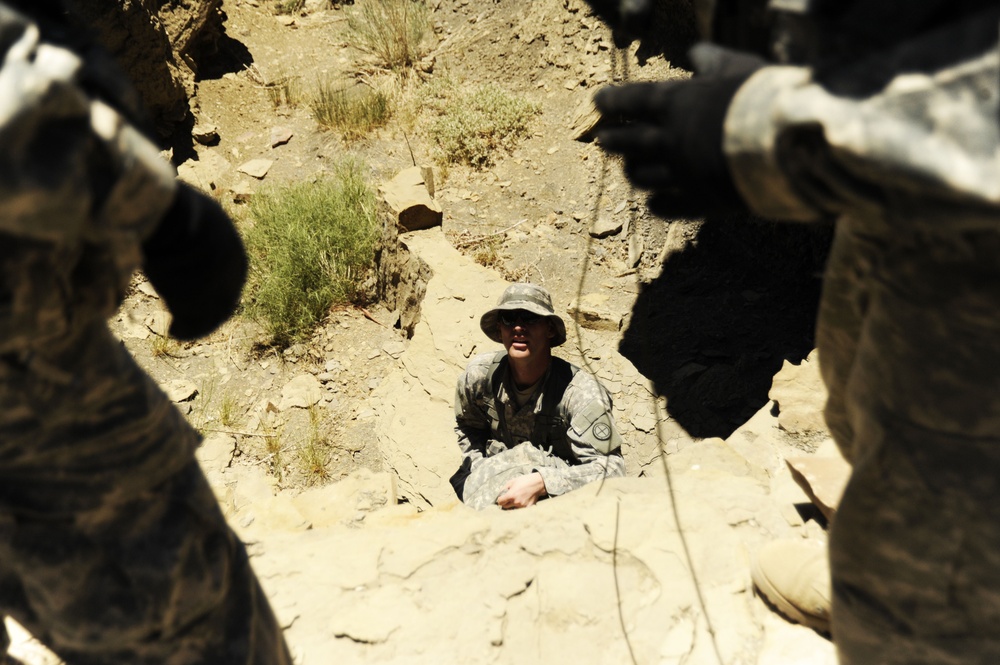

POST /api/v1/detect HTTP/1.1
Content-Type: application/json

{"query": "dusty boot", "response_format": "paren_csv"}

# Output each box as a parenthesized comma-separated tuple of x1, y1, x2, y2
(751, 538, 831, 633)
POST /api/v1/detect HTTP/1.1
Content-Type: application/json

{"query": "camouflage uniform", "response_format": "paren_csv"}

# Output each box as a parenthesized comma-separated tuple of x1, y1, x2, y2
(720, 7, 1000, 662)
(454, 351, 626, 510)
(0, 4, 291, 663)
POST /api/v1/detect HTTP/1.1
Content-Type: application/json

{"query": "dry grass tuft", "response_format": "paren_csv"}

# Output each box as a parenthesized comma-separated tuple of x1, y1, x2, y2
(310, 79, 392, 137)
(347, 0, 432, 71)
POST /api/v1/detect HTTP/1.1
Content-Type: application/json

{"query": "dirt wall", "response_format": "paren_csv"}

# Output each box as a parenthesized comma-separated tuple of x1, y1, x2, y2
(66, 0, 224, 146)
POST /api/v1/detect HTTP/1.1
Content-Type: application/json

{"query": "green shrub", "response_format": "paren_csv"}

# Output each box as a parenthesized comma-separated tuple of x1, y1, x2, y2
(347, 0, 431, 70)
(428, 83, 540, 168)
(310, 80, 392, 137)
(242, 161, 378, 347)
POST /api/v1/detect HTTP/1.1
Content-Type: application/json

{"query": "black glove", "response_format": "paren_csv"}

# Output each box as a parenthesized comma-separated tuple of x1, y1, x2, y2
(594, 44, 765, 219)
(142, 183, 248, 341)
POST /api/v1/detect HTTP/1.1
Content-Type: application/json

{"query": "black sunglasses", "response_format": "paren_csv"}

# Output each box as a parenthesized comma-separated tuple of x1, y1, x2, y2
(498, 310, 543, 327)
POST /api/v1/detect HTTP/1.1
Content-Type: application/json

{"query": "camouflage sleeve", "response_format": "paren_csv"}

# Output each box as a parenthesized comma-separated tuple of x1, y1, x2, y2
(454, 353, 497, 471)
(0, 4, 176, 246)
(724, 12, 1000, 226)
(535, 371, 626, 497)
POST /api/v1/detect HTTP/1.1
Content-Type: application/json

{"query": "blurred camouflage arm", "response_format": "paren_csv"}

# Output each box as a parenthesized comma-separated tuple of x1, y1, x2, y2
(0, 4, 175, 245)
(724, 11, 1000, 225)
(536, 374, 626, 497)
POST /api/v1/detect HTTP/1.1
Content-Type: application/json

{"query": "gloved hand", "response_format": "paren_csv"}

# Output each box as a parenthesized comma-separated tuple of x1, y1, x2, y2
(594, 44, 766, 219)
(142, 182, 248, 341)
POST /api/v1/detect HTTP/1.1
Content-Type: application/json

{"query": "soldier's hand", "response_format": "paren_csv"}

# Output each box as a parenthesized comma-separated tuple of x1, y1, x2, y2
(142, 183, 248, 341)
(594, 44, 765, 219)
(497, 472, 547, 509)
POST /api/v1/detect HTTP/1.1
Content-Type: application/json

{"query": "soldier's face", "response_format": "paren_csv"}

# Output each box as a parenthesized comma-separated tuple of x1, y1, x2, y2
(499, 311, 555, 361)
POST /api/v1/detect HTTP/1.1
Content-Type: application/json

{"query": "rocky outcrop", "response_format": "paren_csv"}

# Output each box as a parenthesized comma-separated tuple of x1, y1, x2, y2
(66, 0, 224, 142)
(380, 166, 443, 232)
(7, 387, 839, 665)
(768, 349, 829, 437)
(374, 169, 441, 338)
(370, 229, 496, 506)
(201, 354, 836, 665)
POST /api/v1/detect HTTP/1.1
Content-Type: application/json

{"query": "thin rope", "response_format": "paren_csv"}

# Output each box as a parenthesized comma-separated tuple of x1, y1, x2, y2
(634, 262, 724, 665)
(568, 43, 637, 665)
(579, 36, 726, 665)
(614, 498, 640, 665)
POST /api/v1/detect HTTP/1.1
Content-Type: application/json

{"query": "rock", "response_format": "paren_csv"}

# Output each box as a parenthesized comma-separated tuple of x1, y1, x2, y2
(382, 340, 406, 359)
(136, 280, 160, 298)
(238, 158, 274, 179)
(162, 379, 198, 402)
(145, 311, 170, 337)
(4, 617, 61, 665)
(197, 433, 235, 467)
(785, 455, 851, 521)
(768, 350, 829, 435)
(628, 233, 642, 268)
(177, 150, 232, 193)
(369, 231, 498, 506)
(197, 433, 235, 495)
(292, 469, 396, 528)
(569, 95, 600, 141)
(589, 216, 622, 239)
(270, 126, 293, 148)
(566, 293, 620, 331)
(192, 123, 219, 145)
(630, 412, 657, 433)
(230, 179, 254, 203)
(278, 374, 323, 410)
(284, 343, 308, 359)
(417, 54, 435, 74)
(658, 220, 699, 263)
(227, 465, 311, 537)
(255, 478, 832, 665)
(379, 166, 443, 232)
(119, 313, 150, 340)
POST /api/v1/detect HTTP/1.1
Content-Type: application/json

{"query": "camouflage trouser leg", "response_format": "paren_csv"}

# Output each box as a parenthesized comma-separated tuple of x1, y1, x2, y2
(462, 443, 569, 510)
(831, 430, 1000, 664)
(0, 322, 291, 664)
(0, 461, 292, 665)
(814, 218, 879, 465)
(823, 220, 1000, 663)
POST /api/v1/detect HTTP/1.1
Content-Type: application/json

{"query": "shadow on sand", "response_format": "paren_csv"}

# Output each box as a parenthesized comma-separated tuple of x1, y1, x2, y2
(621, 216, 832, 439)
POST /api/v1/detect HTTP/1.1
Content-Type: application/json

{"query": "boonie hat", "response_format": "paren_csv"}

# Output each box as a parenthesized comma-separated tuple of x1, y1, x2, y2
(480, 283, 567, 347)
